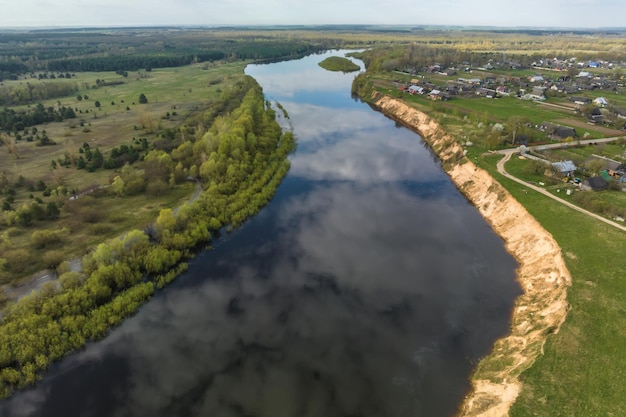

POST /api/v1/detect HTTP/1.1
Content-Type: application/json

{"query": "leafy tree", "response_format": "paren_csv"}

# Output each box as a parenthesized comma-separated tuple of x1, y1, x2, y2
(111, 176, 125, 197)
(138, 93, 148, 104)
(94, 101, 101, 108)
(46, 202, 60, 219)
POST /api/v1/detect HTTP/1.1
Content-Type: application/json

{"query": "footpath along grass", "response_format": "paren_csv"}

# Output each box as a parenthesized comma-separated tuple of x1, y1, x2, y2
(476, 153, 626, 417)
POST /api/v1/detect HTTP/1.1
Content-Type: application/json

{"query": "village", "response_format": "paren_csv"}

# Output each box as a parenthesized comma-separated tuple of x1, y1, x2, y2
(398, 58, 626, 129)
(381, 56, 626, 221)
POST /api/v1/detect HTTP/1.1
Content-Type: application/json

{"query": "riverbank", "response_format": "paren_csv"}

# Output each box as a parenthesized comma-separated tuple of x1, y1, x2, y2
(368, 92, 572, 417)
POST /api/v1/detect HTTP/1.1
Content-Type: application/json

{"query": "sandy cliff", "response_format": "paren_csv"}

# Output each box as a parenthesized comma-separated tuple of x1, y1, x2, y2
(370, 94, 571, 417)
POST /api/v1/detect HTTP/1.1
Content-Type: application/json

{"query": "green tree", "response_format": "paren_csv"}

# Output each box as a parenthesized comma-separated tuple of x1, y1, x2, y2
(46, 202, 60, 219)
(111, 176, 125, 196)
(138, 93, 148, 104)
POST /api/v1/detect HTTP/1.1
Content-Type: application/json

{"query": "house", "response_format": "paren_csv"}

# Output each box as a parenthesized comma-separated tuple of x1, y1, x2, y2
(553, 126, 577, 140)
(428, 90, 449, 101)
(569, 96, 591, 106)
(538, 122, 577, 140)
(429, 89, 442, 100)
(529, 75, 544, 83)
(530, 86, 547, 100)
(581, 176, 609, 191)
(593, 97, 608, 107)
(407, 85, 425, 95)
(552, 160, 577, 176)
(496, 86, 511, 96)
(476, 88, 497, 98)
(562, 85, 580, 94)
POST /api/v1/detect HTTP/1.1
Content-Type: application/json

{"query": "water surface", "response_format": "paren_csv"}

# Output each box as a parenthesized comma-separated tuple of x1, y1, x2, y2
(1, 51, 520, 417)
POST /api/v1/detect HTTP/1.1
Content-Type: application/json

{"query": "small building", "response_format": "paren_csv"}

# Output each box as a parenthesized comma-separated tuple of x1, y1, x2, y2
(429, 89, 442, 100)
(581, 176, 609, 191)
(552, 160, 577, 176)
(593, 97, 608, 107)
(530, 86, 547, 100)
(496, 86, 511, 96)
(476, 87, 497, 98)
(407, 85, 425, 95)
(553, 126, 577, 140)
(538, 122, 577, 140)
(569, 96, 591, 105)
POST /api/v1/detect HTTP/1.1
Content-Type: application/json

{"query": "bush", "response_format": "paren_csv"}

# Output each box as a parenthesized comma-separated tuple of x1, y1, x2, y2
(3, 248, 33, 273)
(146, 179, 168, 196)
(31, 229, 68, 248)
(42, 250, 65, 269)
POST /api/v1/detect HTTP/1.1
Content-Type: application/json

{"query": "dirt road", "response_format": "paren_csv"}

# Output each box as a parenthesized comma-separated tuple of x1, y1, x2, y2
(496, 152, 626, 233)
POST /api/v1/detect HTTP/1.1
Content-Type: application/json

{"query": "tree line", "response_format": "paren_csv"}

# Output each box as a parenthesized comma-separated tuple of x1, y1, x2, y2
(0, 82, 79, 107)
(46, 52, 226, 73)
(0, 104, 76, 133)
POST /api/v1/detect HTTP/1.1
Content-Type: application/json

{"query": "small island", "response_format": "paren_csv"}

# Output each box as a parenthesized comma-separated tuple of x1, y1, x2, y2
(318, 56, 360, 73)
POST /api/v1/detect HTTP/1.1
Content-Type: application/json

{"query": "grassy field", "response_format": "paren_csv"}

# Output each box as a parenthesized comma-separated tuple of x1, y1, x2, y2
(0, 61, 247, 288)
(474, 153, 626, 417)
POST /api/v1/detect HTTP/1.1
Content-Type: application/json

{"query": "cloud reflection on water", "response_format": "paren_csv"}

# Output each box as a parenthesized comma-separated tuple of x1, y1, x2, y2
(0, 50, 520, 417)
(1, 180, 517, 417)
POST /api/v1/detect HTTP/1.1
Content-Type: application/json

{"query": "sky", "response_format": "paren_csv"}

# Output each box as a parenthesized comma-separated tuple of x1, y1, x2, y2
(0, 0, 624, 29)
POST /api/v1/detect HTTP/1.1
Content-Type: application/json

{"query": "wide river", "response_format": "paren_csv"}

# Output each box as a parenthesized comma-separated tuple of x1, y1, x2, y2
(1, 51, 520, 417)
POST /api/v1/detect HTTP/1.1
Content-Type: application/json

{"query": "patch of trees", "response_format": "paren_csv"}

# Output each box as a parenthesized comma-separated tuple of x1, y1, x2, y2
(0, 76, 296, 398)
(0, 104, 76, 133)
(0, 82, 79, 107)
(0, 63, 28, 82)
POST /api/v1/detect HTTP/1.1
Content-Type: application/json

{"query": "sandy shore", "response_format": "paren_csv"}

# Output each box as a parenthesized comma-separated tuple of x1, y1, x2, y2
(370, 93, 572, 417)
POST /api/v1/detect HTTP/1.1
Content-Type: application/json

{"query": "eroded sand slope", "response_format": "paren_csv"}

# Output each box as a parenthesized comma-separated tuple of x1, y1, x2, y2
(371, 94, 571, 417)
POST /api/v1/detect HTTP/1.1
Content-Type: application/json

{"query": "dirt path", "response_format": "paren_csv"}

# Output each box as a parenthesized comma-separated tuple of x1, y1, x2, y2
(553, 118, 625, 136)
(370, 93, 572, 417)
(497, 153, 626, 233)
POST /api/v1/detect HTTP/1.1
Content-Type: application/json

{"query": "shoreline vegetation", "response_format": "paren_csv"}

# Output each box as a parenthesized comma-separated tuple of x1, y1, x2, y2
(317, 56, 361, 73)
(0, 76, 295, 398)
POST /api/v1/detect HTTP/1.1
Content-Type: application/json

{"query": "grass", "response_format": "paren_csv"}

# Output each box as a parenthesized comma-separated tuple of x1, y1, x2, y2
(474, 152, 626, 417)
(318, 56, 361, 72)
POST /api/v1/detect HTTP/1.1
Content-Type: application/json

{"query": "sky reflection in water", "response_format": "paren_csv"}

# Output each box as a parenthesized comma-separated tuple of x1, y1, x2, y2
(0, 51, 519, 417)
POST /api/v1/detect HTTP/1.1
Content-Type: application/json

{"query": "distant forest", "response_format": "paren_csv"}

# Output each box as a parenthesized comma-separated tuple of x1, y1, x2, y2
(0, 29, 331, 81)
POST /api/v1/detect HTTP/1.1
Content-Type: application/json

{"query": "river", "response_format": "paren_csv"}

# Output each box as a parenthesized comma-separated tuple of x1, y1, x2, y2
(0, 51, 520, 417)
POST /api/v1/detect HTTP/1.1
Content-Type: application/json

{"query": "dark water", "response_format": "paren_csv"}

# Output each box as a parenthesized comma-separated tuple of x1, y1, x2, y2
(0, 51, 520, 417)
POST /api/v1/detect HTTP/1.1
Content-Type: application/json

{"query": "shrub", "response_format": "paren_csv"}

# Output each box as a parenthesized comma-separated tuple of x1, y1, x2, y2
(42, 250, 65, 269)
